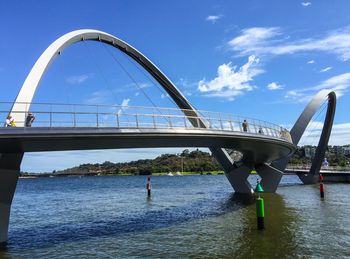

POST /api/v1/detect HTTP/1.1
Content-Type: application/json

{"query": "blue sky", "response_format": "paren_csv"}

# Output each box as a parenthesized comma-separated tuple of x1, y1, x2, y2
(1, 0, 350, 172)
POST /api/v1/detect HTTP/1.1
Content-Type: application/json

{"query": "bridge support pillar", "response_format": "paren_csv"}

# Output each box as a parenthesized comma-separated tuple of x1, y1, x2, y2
(0, 153, 23, 247)
(225, 165, 254, 194)
(256, 163, 283, 193)
(297, 173, 318, 184)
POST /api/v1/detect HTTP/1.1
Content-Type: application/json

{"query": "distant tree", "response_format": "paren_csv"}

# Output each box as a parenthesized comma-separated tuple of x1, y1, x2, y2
(181, 149, 190, 157)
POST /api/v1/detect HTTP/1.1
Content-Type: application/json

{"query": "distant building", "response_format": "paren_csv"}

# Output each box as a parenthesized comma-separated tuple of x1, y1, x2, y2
(344, 146, 350, 156)
(334, 146, 345, 156)
(304, 146, 316, 159)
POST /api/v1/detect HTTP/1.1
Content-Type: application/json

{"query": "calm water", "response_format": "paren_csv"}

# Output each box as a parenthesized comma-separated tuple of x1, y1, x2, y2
(1, 175, 350, 258)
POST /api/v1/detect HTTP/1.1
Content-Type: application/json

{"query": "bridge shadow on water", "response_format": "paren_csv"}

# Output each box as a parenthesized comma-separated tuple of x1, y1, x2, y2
(230, 193, 300, 258)
(5, 192, 255, 251)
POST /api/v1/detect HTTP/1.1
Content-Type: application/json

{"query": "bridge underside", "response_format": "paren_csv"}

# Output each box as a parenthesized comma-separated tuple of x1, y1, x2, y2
(0, 127, 295, 164)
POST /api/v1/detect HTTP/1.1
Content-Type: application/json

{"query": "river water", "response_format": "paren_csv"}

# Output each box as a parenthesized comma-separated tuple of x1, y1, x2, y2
(1, 175, 349, 258)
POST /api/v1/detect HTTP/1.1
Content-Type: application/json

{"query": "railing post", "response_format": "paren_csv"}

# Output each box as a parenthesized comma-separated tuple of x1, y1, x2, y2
(238, 116, 242, 131)
(219, 113, 223, 130)
(73, 112, 76, 127)
(184, 116, 187, 128)
(50, 104, 52, 127)
(153, 115, 156, 128)
(253, 120, 258, 133)
(229, 114, 233, 131)
(275, 127, 279, 138)
(96, 105, 99, 127)
(168, 116, 172, 128)
(135, 114, 139, 128)
(25, 102, 28, 126)
(116, 113, 120, 127)
(264, 121, 269, 136)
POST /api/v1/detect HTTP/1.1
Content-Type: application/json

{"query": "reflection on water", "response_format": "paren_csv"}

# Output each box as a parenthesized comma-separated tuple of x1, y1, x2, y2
(1, 175, 349, 258)
(233, 193, 298, 258)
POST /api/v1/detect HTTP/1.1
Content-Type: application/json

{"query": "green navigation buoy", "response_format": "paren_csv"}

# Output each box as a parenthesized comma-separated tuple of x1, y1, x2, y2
(255, 182, 264, 193)
(256, 197, 265, 230)
(255, 179, 265, 230)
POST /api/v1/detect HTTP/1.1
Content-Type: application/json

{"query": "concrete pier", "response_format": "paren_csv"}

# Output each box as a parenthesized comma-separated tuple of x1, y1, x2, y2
(0, 153, 23, 245)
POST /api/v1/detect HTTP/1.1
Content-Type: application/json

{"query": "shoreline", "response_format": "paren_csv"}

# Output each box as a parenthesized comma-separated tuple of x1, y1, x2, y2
(19, 171, 226, 178)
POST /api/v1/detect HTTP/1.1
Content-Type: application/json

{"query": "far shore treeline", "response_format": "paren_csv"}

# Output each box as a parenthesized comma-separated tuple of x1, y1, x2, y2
(21, 145, 350, 177)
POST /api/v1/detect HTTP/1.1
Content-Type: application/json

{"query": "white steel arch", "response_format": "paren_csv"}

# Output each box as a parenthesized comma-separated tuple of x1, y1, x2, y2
(10, 29, 198, 126)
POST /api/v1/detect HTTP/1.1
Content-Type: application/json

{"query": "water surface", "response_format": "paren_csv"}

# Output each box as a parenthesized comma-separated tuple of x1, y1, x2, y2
(1, 175, 349, 258)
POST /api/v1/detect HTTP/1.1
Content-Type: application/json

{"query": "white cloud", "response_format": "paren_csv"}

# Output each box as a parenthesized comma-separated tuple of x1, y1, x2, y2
(267, 82, 284, 90)
(307, 60, 315, 64)
(298, 121, 350, 146)
(206, 15, 223, 23)
(121, 98, 130, 107)
(285, 72, 350, 102)
(311, 73, 350, 97)
(138, 82, 151, 89)
(228, 26, 350, 61)
(84, 81, 150, 104)
(320, 66, 332, 73)
(228, 27, 281, 56)
(161, 93, 169, 99)
(183, 90, 192, 97)
(177, 78, 194, 88)
(117, 98, 130, 115)
(197, 55, 263, 100)
(85, 90, 109, 104)
(330, 123, 350, 145)
(66, 74, 92, 84)
(176, 78, 197, 97)
(301, 2, 311, 7)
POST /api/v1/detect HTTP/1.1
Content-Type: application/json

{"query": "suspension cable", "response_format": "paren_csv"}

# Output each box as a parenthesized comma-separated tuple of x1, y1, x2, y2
(121, 52, 207, 119)
(57, 52, 74, 121)
(308, 103, 328, 147)
(104, 45, 209, 127)
(102, 44, 159, 107)
(299, 98, 328, 145)
(102, 44, 173, 123)
(83, 41, 121, 106)
(118, 49, 180, 108)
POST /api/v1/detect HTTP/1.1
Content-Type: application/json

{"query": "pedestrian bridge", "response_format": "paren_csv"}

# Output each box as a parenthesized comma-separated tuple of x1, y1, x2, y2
(0, 28, 336, 246)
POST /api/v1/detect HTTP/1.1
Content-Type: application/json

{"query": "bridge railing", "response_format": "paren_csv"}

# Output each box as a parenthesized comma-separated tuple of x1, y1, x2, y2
(0, 101, 292, 142)
(286, 165, 350, 172)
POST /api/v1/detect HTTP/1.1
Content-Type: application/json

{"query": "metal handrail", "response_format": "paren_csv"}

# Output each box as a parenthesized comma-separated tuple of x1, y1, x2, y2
(0, 101, 293, 143)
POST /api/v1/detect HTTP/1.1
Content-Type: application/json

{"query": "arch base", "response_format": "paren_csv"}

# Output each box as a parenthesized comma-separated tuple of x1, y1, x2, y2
(297, 173, 319, 184)
(256, 164, 283, 193)
(225, 164, 254, 194)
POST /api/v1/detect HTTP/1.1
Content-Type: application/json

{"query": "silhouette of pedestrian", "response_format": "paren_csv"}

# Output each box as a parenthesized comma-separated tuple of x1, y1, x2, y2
(25, 112, 35, 127)
(242, 120, 248, 132)
(5, 115, 16, 127)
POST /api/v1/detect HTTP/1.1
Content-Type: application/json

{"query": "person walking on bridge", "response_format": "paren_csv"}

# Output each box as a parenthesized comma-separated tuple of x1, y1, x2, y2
(5, 115, 16, 127)
(242, 119, 248, 132)
(25, 112, 35, 127)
